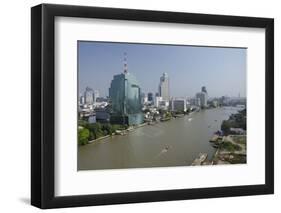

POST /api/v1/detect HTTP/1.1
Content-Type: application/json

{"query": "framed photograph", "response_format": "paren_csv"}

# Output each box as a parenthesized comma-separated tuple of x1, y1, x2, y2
(31, 4, 274, 209)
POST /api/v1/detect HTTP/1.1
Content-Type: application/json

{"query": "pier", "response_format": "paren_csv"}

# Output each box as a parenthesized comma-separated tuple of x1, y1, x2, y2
(191, 153, 208, 166)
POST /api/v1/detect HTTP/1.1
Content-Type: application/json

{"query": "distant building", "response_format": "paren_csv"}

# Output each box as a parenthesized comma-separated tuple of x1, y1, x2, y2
(201, 86, 207, 93)
(196, 86, 208, 108)
(93, 90, 99, 103)
(189, 98, 200, 107)
(211, 100, 218, 107)
(79, 95, 85, 105)
(172, 99, 187, 112)
(159, 72, 170, 101)
(88, 115, 96, 124)
(108, 54, 143, 125)
(158, 100, 169, 110)
(220, 96, 230, 105)
(96, 97, 108, 102)
(84, 87, 94, 105)
(94, 101, 108, 109)
(95, 108, 110, 123)
(155, 96, 163, 108)
(140, 93, 148, 104)
(196, 92, 208, 108)
(195, 98, 201, 107)
(147, 92, 154, 103)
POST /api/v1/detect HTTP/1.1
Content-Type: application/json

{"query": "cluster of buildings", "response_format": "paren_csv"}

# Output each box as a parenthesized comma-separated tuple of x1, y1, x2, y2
(79, 87, 110, 124)
(79, 53, 245, 126)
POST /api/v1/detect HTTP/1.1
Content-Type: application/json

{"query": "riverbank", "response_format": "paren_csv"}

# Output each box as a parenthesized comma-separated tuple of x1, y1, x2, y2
(191, 107, 247, 166)
(191, 135, 246, 165)
(86, 122, 148, 144)
(212, 135, 246, 164)
(85, 111, 195, 144)
(88, 134, 114, 143)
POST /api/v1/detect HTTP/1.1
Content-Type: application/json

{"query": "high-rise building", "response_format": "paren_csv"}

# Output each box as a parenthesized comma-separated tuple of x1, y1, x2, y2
(108, 53, 143, 125)
(79, 95, 85, 105)
(201, 86, 207, 93)
(93, 90, 99, 103)
(195, 97, 201, 106)
(140, 92, 148, 104)
(147, 92, 154, 102)
(159, 72, 169, 101)
(196, 92, 207, 108)
(84, 87, 94, 105)
(195, 86, 208, 108)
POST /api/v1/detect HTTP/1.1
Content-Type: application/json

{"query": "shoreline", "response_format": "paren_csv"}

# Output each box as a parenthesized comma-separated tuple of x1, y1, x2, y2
(192, 134, 246, 166)
(86, 122, 149, 144)
(83, 107, 235, 148)
(81, 107, 225, 146)
(84, 110, 200, 145)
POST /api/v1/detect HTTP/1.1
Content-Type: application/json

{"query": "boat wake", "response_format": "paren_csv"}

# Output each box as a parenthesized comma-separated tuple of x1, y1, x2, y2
(154, 145, 171, 158)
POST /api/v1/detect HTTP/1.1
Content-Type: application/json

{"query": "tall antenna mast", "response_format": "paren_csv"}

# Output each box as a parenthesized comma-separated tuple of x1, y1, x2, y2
(123, 52, 128, 74)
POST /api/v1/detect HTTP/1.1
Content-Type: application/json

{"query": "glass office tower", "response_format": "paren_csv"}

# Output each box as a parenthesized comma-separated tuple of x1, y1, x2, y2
(109, 72, 143, 125)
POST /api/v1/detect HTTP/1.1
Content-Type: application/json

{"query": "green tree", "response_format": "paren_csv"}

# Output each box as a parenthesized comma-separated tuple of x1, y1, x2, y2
(102, 124, 115, 136)
(87, 123, 104, 139)
(78, 128, 90, 145)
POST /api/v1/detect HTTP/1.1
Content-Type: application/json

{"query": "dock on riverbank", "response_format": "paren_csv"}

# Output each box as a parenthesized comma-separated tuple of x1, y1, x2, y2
(191, 153, 208, 166)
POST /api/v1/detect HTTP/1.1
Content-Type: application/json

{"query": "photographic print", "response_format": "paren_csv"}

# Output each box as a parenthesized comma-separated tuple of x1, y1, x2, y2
(31, 4, 273, 208)
(77, 41, 247, 170)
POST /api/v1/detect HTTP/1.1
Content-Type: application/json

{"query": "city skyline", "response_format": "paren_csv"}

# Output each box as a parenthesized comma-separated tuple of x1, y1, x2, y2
(78, 41, 247, 98)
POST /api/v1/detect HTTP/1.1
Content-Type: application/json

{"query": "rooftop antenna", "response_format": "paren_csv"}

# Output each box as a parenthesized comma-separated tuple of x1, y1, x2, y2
(123, 52, 128, 74)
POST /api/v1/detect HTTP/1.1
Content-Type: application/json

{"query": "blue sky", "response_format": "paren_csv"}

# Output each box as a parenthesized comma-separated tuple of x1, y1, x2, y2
(78, 41, 246, 98)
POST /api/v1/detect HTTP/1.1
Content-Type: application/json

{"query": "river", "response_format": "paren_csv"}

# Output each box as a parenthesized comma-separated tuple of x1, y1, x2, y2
(78, 107, 239, 170)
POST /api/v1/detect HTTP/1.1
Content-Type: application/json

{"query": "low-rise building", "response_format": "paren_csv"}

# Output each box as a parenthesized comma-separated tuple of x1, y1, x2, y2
(171, 99, 187, 112)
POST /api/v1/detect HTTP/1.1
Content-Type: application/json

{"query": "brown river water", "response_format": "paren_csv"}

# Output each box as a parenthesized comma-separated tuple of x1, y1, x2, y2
(78, 107, 239, 170)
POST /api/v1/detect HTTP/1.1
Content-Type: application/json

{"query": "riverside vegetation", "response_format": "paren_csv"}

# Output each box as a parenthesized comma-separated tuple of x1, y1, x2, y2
(78, 120, 128, 145)
(78, 108, 193, 146)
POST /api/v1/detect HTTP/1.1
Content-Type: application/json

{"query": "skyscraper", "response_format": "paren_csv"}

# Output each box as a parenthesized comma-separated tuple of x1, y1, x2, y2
(159, 72, 170, 101)
(93, 90, 99, 103)
(84, 87, 94, 105)
(201, 86, 207, 94)
(79, 95, 85, 105)
(108, 53, 143, 125)
(140, 92, 148, 104)
(196, 92, 207, 108)
(196, 86, 208, 108)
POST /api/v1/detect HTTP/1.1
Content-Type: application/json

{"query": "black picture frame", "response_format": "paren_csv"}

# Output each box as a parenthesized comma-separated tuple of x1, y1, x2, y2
(31, 3, 274, 209)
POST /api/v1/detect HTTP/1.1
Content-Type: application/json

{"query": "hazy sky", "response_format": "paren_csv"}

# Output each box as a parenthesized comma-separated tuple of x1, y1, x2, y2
(78, 41, 246, 98)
